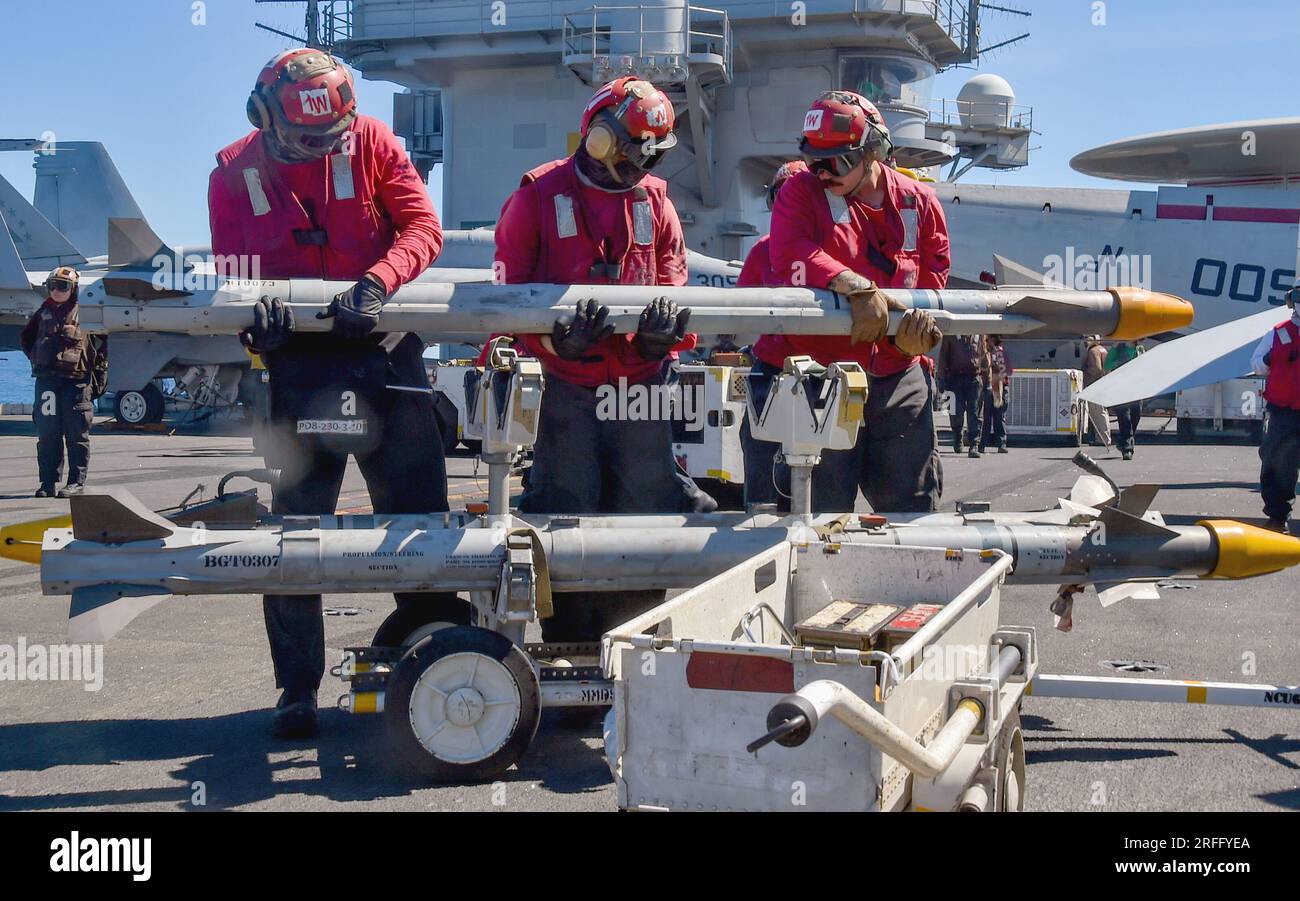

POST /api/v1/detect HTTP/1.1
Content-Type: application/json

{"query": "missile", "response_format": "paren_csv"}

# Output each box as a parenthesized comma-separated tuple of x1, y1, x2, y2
(15, 485, 1300, 642)
(3, 270, 1193, 343)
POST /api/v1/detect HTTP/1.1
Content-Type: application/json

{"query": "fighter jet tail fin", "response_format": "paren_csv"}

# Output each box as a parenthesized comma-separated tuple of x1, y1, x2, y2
(70, 488, 176, 544)
(0, 173, 85, 267)
(69, 584, 172, 642)
(30, 141, 146, 259)
(0, 208, 33, 290)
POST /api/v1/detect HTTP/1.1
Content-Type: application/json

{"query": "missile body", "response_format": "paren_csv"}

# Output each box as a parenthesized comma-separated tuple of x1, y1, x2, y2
(46, 275, 1191, 342)
(31, 490, 1300, 641)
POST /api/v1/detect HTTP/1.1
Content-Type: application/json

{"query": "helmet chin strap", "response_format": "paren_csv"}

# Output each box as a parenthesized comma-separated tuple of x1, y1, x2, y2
(846, 157, 876, 198)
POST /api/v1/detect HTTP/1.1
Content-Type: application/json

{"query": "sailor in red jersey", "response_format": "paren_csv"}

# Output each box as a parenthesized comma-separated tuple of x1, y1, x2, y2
(493, 77, 715, 640)
(209, 49, 458, 739)
(1251, 288, 1300, 533)
(741, 91, 947, 513)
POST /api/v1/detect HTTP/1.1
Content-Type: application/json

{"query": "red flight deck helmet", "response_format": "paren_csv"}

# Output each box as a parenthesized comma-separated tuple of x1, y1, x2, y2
(580, 77, 678, 178)
(798, 90, 893, 177)
(247, 48, 358, 161)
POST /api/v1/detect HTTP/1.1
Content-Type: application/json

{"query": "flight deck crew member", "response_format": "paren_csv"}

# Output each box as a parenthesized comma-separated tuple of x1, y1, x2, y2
(494, 77, 715, 641)
(741, 91, 946, 513)
(1082, 335, 1112, 446)
(1105, 340, 1144, 460)
(209, 48, 459, 739)
(937, 334, 987, 456)
(736, 160, 809, 289)
(979, 335, 1012, 453)
(1251, 289, 1300, 534)
(20, 266, 107, 497)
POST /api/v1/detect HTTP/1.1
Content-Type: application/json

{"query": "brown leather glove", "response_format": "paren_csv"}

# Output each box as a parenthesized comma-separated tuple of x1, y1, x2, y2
(830, 270, 887, 345)
(893, 308, 943, 356)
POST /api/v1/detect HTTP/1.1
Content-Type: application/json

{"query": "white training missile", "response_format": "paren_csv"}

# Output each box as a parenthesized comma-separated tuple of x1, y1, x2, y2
(19, 487, 1300, 642)
(10, 272, 1193, 343)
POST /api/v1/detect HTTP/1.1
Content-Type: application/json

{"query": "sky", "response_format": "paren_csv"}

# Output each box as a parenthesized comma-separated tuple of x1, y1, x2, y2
(2, 0, 1298, 245)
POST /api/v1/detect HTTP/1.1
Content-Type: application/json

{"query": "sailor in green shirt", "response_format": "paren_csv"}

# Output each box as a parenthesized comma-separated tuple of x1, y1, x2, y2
(1104, 341, 1145, 460)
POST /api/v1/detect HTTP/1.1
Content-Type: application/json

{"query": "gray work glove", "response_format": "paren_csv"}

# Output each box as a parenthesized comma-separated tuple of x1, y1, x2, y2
(634, 297, 691, 361)
(551, 299, 615, 360)
(316, 273, 386, 340)
(240, 296, 296, 354)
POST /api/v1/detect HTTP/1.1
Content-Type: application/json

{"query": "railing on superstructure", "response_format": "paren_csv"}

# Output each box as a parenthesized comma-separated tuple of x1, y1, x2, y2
(561, 5, 731, 86)
(327, 0, 972, 53)
(928, 96, 1033, 133)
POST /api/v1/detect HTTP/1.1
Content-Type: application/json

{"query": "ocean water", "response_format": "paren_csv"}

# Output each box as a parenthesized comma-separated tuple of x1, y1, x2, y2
(0, 353, 35, 404)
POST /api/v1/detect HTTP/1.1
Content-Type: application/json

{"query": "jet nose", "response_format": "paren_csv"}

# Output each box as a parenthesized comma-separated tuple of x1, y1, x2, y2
(1107, 287, 1196, 339)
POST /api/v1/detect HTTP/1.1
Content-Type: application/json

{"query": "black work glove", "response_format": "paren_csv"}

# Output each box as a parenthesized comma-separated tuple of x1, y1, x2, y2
(240, 296, 296, 354)
(551, 299, 615, 360)
(316, 274, 386, 340)
(634, 297, 691, 361)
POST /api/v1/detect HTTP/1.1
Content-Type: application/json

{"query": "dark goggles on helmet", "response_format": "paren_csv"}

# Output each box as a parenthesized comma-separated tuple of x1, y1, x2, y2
(47, 279, 73, 292)
(802, 148, 869, 179)
(599, 111, 676, 173)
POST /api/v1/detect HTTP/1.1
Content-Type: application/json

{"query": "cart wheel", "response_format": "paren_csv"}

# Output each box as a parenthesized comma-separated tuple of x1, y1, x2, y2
(385, 626, 540, 782)
(371, 596, 473, 648)
(995, 707, 1026, 811)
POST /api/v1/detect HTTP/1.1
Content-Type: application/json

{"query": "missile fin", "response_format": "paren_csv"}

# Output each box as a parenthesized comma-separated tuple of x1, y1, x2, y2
(1117, 484, 1161, 517)
(107, 217, 173, 268)
(1098, 505, 1180, 539)
(69, 584, 172, 642)
(70, 488, 176, 543)
(1094, 579, 1163, 608)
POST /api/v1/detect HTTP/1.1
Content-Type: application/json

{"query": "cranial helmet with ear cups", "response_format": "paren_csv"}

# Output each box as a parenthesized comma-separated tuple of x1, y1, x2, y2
(579, 77, 677, 179)
(247, 48, 358, 161)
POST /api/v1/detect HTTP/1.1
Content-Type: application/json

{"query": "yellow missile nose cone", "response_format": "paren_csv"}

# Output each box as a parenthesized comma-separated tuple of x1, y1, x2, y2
(0, 514, 72, 565)
(1108, 287, 1195, 340)
(1200, 519, 1300, 579)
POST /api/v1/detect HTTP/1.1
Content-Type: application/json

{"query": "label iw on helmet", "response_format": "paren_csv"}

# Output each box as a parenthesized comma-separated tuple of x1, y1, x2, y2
(644, 103, 669, 128)
(297, 419, 367, 435)
(803, 109, 824, 132)
(299, 87, 333, 117)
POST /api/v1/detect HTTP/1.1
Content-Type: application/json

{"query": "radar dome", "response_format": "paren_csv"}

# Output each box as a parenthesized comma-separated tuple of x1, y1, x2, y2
(957, 74, 1015, 130)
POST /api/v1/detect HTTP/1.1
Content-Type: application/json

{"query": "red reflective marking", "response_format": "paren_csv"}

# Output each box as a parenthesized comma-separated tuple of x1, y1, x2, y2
(1155, 204, 1207, 220)
(1212, 206, 1300, 224)
(685, 651, 794, 693)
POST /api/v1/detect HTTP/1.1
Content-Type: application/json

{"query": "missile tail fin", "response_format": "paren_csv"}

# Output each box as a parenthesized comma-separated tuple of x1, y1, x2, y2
(70, 488, 176, 543)
(69, 584, 172, 642)
(107, 217, 174, 268)
(1117, 484, 1161, 517)
(1095, 580, 1163, 608)
(1098, 505, 1180, 539)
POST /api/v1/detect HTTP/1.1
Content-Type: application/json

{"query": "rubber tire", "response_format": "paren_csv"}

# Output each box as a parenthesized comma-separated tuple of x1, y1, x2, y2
(995, 707, 1026, 811)
(115, 383, 165, 424)
(385, 626, 541, 782)
(371, 596, 474, 648)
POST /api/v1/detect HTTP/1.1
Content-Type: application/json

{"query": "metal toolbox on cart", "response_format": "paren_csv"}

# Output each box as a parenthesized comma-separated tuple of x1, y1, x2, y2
(603, 540, 1036, 812)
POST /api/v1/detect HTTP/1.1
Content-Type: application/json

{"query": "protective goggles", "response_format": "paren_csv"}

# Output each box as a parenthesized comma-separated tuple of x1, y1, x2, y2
(800, 145, 869, 179)
(597, 110, 676, 172)
(47, 279, 73, 292)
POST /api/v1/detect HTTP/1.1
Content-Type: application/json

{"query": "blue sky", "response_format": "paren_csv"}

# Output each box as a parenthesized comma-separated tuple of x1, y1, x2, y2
(2, 0, 1297, 244)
